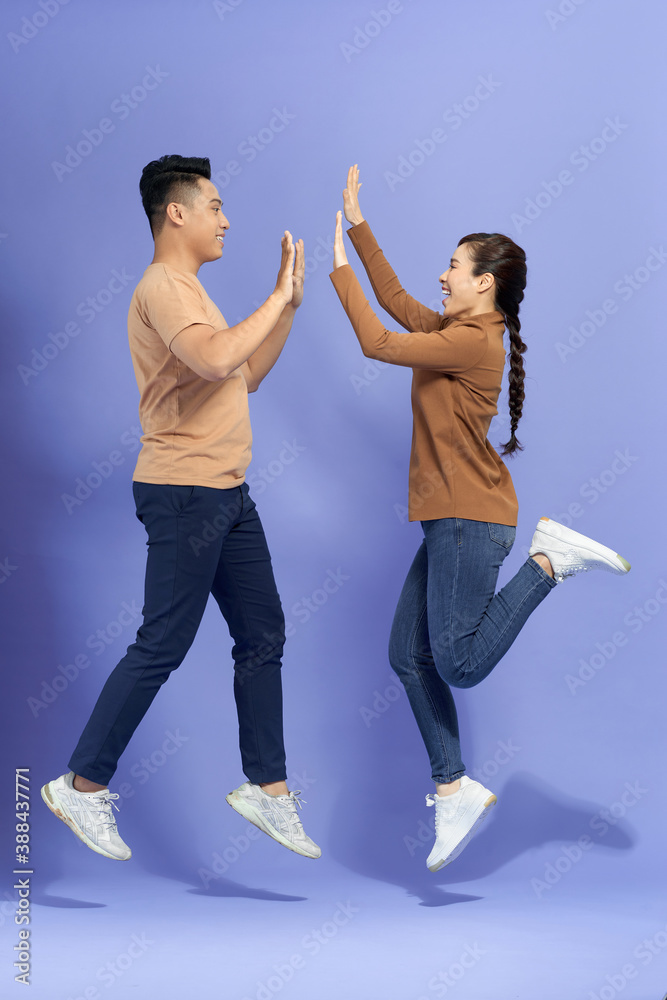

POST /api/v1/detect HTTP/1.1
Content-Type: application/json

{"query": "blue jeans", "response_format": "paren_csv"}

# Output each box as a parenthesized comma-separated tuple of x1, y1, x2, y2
(388, 518, 556, 784)
(69, 481, 287, 786)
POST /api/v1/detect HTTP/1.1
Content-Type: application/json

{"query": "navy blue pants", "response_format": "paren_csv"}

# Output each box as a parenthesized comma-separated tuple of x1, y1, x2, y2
(69, 481, 287, 786)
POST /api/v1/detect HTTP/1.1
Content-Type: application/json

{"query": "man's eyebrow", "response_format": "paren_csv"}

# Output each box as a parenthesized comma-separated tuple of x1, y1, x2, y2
(209, 198, 222, 206)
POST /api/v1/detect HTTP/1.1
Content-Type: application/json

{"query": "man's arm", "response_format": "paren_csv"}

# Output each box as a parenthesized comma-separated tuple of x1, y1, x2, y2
(170, 232, 296, 381)
(243, 239, 304, 391)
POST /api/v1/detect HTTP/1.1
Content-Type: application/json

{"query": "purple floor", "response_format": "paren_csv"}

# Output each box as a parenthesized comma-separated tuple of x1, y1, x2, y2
(6, 789, 667, 1000)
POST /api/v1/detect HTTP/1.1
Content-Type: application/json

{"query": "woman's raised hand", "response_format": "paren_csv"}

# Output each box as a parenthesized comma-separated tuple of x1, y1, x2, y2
(333, 211, 349, 269)
(343, 164, 365, 227)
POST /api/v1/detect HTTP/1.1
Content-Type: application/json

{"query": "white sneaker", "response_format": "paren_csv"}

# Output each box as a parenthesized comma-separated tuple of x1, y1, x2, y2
(41, 772, 131, 861)
(425, 776, 497, 872)
(528, 517, 631, 584)
(226, 782, 321, 859)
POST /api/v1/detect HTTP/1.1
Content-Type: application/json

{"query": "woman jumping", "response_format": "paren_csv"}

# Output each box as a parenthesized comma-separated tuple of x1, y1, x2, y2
(330, 165, 631, 872)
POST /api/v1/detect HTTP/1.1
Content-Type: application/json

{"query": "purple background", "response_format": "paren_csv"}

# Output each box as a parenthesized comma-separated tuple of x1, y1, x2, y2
(1, 1, 666, 997)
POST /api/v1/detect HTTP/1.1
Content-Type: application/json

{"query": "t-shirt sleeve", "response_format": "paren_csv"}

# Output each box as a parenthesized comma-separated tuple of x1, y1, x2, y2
(142, 268, 215, 350)
(330, 264, 488, 373)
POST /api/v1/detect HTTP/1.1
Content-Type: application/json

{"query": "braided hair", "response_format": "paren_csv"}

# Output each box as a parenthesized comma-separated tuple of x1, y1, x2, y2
(457, 232, 527, 456)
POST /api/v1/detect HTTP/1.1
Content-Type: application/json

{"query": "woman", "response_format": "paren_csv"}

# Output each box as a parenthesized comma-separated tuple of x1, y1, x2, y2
(330, 165, 631, 872)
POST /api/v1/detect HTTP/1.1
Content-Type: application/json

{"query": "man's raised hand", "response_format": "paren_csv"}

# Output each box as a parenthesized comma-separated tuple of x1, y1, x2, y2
(291, 238, 305, 309)
(333, 211, 349, 270)
(275, 230, 296, 305)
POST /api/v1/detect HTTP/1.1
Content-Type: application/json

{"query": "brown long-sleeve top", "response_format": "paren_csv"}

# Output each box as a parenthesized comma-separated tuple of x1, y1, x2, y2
(329, 220, 518, 525)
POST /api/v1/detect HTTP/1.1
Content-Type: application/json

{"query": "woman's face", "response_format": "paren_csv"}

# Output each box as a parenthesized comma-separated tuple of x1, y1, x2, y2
(438, 242, 494, 319)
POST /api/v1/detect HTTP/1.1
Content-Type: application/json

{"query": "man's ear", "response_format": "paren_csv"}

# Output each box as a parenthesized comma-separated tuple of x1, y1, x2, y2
(165, 201, 186, 227)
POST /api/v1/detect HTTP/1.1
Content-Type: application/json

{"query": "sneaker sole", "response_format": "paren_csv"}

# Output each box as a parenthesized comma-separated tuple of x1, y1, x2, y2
(225, 791, 320, 859)
(427, 794, 497, 872)
(536, 517, 631, 575)
(41, 782, 131, 861)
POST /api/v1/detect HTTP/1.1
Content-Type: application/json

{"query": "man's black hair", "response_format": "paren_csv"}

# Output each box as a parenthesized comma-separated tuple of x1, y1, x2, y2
(139, 154, 211, 236)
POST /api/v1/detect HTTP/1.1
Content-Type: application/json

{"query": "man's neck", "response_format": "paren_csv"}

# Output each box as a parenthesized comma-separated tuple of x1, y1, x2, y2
(151, 241, 202, 276)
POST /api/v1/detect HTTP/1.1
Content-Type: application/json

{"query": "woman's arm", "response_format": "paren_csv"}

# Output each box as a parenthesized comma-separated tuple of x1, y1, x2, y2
(342, 164, 442, 333)
(331, 212, 488, 373)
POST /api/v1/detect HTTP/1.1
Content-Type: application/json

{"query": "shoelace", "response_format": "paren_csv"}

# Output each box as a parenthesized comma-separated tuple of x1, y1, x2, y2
(425, 793, 455, 836)
(270, 790, 307, 836)
(92, 791, 121, 831)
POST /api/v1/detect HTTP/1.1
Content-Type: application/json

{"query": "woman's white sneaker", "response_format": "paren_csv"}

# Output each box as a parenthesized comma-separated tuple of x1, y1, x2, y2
(226, 782, 321, 859)
(41, 772, 131, 860)
(528, 517, 631, 584)
(425, 776, 497, 872)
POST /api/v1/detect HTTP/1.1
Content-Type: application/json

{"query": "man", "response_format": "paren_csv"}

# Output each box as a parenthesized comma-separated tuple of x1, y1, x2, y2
(41, 155, 319, 862)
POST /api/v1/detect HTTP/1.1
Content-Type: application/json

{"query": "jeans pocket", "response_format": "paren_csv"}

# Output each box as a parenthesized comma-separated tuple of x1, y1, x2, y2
(170, 485, 196, 515)
(488, 522, 516, 550)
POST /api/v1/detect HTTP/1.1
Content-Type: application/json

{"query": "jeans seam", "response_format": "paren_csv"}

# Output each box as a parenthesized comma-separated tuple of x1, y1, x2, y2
(454, 572, 553, 677)
(409, 600, 452, 780)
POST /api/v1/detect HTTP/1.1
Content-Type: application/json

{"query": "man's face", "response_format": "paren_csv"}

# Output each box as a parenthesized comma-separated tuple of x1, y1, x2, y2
(180, 177, 229, 263)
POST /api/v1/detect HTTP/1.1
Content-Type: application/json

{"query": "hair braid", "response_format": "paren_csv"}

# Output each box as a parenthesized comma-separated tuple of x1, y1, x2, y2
(457, 232, 528, 457)
(499, 307, 527, 455)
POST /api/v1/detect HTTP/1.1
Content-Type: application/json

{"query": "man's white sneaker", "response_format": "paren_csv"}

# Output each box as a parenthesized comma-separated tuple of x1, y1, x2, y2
(41, 772, 131, 861)
(425, 776, 496, 872)
(528, 516, 631, 584)
(226, 782, 321, 859)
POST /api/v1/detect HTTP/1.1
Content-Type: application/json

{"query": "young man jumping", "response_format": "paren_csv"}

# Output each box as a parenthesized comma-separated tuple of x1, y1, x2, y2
(42, 154, 319, 862)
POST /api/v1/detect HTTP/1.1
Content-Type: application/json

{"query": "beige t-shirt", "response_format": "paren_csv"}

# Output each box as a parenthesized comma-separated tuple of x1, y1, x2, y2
(128, 263, 252, 488)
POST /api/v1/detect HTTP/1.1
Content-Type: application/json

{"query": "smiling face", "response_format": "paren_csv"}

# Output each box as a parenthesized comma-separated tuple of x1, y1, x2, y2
(438, 242, 495, 319)
(178, 177, 229, 264)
